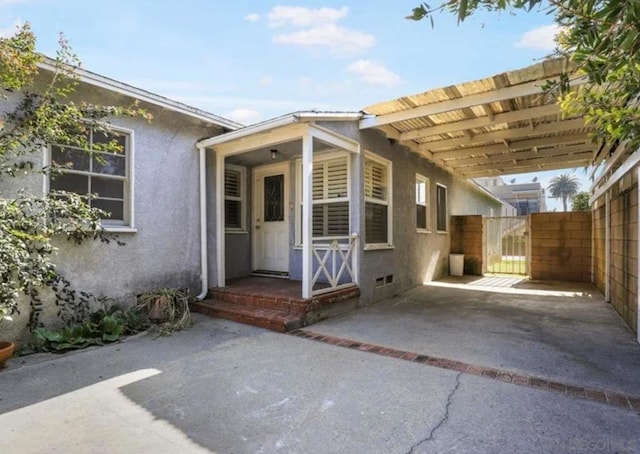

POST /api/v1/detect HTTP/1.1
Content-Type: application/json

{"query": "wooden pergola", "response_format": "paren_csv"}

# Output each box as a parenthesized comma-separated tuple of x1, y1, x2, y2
(360, 58, 598, 178)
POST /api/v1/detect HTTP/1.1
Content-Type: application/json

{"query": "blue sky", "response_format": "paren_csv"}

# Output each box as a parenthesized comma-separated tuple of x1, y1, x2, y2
(1, 0, 589, 209)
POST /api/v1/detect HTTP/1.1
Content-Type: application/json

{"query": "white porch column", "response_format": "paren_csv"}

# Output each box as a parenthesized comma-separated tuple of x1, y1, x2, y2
(215, 151, 225, 288)
(301, 133, 313, 298)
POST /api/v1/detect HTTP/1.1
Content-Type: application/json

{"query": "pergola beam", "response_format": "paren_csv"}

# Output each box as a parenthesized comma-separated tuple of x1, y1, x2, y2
(461, 154, 592, 177)
(421, 118, 587, 151)
(463, 160, 593, 178)
(399, 104, 560, 142)
(361, 77, 585, 129)
(458, 150, 593, 173)
(432, 133, 590, 160)
(448, 144, 596, 168)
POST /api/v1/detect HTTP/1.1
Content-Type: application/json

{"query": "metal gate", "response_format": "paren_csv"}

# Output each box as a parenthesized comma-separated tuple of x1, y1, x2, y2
(484, 216, 529, 275)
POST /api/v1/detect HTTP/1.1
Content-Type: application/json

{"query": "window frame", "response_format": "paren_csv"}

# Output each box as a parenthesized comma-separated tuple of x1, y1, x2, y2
(295, 150, 351, 245)
(224, 163, 247, 232)
(436, 182, 448, 233)
(44, 125, 135, 232)
(364, 151, 393, 249)
(416, 173, 430, 233)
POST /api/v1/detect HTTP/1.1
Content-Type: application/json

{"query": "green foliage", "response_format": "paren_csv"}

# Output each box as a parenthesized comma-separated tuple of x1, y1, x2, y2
(571, 191, 591, 211)
(26, 304, 150, 353)
(0, 23, 150, 330)
(408, 0, 640, 151)
(137, 288, 192, 336)
(548, 173, 580, 211)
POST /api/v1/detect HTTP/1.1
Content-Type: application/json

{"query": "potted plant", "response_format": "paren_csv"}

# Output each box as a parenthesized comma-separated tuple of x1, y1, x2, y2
(136, 288, 191, 335)
(0, 307, 16, 368)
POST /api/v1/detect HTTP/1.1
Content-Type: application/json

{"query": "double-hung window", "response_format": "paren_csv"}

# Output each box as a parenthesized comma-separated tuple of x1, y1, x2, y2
(436, 183, 448, 233)
(364, 153, 392, 246)
(224, 164, 246, 231)
(297, 153, 350, 241)
(49, 128, 132, 228)
(416, 174, 430, 232)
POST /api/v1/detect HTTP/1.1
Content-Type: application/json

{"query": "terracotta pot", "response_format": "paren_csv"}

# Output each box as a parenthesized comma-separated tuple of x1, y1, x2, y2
(0, 341, 15, 368)
(148, 296, 171, 323)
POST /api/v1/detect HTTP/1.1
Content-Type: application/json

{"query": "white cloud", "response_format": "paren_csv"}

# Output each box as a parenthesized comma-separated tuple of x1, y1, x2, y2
(515, 24, 563, 51)
(0, 19, 24, 38)
(258, 75, 273, 86)
(245, 13, 260, 22)
(224, 108, 263, 125)
(267, 6, 348, 28)
(274, 24, 375, 54)
(346, 60, 402, 87)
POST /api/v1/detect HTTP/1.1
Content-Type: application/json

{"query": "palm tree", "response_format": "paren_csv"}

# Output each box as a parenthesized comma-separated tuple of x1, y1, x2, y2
(548, 174, 580, 211)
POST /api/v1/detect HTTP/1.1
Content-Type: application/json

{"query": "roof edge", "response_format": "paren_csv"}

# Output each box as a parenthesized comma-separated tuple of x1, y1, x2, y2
(197, 110, 362, 149)
(38, 57, 243, 131)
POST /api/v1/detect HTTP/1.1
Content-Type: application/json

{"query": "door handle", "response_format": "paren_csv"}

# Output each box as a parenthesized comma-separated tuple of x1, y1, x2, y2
(256, 225, 261, 230)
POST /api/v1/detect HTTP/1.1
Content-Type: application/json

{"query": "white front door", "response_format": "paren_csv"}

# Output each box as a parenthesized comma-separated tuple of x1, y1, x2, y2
(253, 163, 289, 273)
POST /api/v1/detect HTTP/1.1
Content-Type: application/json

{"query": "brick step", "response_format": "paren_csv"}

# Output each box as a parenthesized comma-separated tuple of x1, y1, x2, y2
(208, 286, 361, 316)
(208, 289, 302, 314)
(191, 299, 304, 333)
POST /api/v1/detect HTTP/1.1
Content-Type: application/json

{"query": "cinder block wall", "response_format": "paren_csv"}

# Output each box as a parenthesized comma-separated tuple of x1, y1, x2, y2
(530, 212, 592, 282)
(609, 174, 638, 333)
(593, 203, 606, 294)
(450, 215, 484, 275)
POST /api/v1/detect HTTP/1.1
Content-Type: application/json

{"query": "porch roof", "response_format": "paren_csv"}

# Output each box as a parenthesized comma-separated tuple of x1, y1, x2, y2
(359, 57, 601, 179)
(197, 111, 362, 150)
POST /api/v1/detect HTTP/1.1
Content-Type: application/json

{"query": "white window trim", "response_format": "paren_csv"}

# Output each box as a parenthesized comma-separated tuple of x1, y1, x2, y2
(436, 182, 448, 234)
(224, 163, 247, 232)
(416, 173, 431, 233)
(44, 125, 135, 232)
(364, 151, 393, 248)
(294, 150, 351, 245)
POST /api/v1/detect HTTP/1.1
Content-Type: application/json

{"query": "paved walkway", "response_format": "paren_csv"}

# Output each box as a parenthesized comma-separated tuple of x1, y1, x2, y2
(1, 308, 639, 453)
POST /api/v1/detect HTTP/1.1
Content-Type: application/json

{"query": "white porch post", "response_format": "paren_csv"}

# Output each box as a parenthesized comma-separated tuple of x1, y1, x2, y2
(302, 133, 313, 298)
(215, 151, 226, 287)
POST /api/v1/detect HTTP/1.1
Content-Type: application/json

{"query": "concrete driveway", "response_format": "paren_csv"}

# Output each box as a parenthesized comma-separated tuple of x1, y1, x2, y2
(0, 278, 639, 453)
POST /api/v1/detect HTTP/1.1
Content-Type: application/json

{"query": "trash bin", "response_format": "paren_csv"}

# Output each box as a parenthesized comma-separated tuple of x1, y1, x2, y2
(449, 254, 464, 276)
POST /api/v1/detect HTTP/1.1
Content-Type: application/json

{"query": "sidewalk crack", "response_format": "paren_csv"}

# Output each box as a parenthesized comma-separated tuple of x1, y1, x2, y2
(405, 372, 462, 454)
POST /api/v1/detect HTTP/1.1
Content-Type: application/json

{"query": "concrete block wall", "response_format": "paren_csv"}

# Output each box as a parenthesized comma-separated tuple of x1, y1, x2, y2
(593, 203, 606, 294)
(450, 215, 484, 275)
(609, 175, 638, 333)
(529, 212, 592, 282)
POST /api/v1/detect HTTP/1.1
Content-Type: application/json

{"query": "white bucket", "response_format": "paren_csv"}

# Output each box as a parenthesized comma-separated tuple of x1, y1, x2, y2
(449, 254, 464, 276)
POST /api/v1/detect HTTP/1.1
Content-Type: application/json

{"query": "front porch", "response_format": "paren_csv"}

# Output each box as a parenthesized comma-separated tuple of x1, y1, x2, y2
(198, 113, 363, 301)
(192, 277, 361, 332)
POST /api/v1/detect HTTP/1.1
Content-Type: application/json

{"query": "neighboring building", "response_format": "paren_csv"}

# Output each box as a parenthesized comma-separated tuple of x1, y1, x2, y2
(476, 177, 546, 215)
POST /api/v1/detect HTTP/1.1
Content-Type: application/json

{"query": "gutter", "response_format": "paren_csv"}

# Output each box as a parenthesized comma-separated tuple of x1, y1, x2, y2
(196, 146, 208, 300)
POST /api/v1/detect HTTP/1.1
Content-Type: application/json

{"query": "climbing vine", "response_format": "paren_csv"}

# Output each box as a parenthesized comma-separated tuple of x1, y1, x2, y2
(0, 23, 150, 330)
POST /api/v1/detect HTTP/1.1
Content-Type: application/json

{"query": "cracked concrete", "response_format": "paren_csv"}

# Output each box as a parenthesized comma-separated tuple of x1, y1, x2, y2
(1, 315, 639, 453)
(406, 372, 462, 453)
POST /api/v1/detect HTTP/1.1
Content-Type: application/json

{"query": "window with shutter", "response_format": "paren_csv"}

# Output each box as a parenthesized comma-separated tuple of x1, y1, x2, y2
(296, 153, 350, 241)
(364, 154, 392, 246)
(436, 183, 448, 232)
(225, 165, 246, 230)
(416, 174, 430, 232)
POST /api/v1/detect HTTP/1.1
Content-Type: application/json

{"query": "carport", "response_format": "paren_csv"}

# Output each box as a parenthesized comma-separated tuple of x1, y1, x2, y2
(357, 57, 639, 341)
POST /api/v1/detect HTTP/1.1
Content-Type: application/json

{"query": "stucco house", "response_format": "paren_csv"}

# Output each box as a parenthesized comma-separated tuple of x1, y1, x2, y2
(2, 59, 504, 339)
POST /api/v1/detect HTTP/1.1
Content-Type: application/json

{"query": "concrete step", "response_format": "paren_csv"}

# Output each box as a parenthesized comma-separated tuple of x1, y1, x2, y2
(191, 299, 304, 333)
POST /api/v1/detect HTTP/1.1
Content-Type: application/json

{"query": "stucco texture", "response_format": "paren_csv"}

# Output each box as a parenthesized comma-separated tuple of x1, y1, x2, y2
(1, 77, 223, 341)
